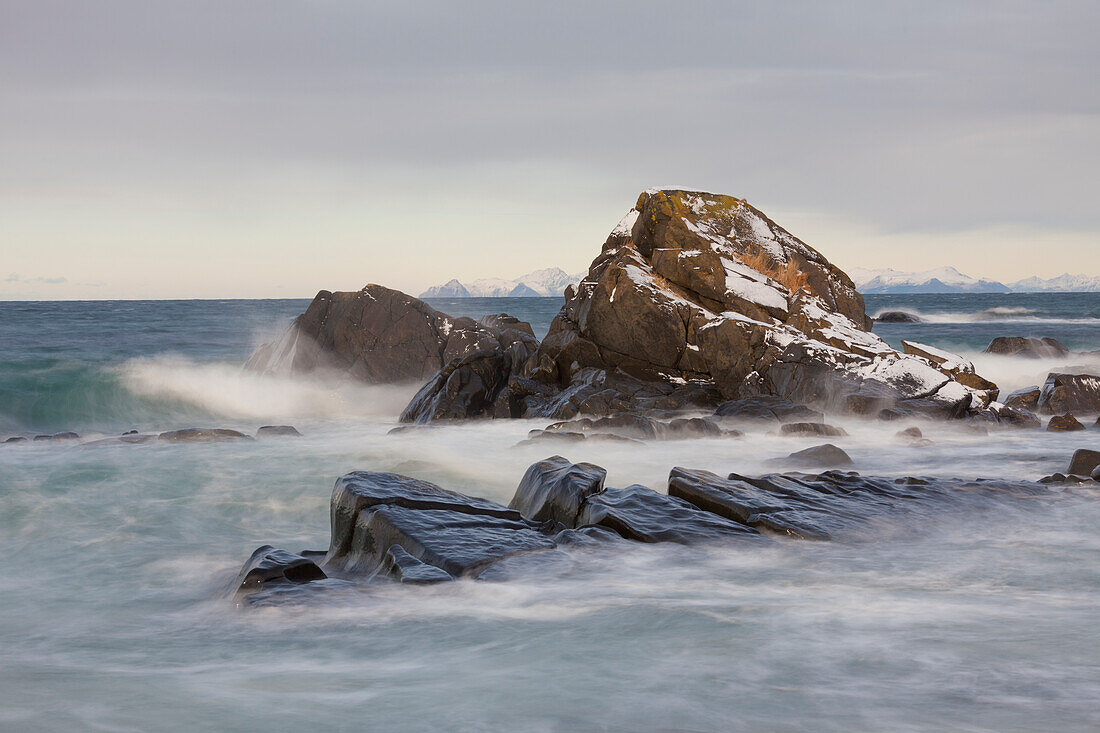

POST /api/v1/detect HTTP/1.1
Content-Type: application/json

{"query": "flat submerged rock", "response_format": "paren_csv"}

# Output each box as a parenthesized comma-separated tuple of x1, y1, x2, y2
(231, 455, 1082, 604)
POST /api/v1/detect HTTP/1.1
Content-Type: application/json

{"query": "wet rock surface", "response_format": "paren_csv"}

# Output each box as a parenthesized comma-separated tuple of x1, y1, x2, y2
(1004, 386, 1041, 411)
(233, 456, 1070, 602)
(714, 395, 823, 423)
(669, 468, 1049, 540)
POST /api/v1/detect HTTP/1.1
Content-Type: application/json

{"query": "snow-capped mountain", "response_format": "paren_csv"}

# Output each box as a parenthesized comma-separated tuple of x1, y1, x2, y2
(1008, 274, 1100, 292)
(849, 267, 1011, 294)
(420, 268, 586, 298)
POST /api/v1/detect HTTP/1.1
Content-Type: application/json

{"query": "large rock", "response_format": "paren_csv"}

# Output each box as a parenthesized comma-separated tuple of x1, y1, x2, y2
(233, 546, 326, 596)
(874, 311, 922, 323)
(984, 337, 1070, 359)
(1004, 386, 1040, 411)
(515, 189, 996, 420)
(246, 284, 531, 385)
(1037, 373, 1100, 414)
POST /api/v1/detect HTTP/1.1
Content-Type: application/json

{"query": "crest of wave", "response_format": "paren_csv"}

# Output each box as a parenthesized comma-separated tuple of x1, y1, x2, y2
(119, 355, 418, 420)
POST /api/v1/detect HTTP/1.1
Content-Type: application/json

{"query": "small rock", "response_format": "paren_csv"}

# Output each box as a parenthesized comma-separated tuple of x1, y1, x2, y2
(1067, 449, 1100, 476)
(4, 436, 28, 444)
(33, 432, 80, 441)
(1092, 465, 1100, 481)
(159, 428, 253, 443)
(1003, 386, 1040, 411)
(233, 545, 326, 596)
(780, 422, 848, 437)
(773, 443, 853, 468)
(874, 311, 922, 323)
(256, 425, 302, 438)
(984, 336, 1069, 358)
(1047, 414, 1085, 432)
(381, 545, 453, 584)
(714, 395, 823, 423)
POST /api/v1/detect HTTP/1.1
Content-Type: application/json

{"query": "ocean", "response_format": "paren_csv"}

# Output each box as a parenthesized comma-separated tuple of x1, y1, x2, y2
(1, 293, 1098, 731)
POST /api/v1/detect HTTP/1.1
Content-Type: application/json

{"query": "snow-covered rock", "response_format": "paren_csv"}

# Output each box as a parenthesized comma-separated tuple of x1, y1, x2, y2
(405, 188, 999, 421)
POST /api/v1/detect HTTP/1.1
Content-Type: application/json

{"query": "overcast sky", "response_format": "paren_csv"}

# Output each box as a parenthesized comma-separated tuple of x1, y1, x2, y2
(2, 0, 1097, 299)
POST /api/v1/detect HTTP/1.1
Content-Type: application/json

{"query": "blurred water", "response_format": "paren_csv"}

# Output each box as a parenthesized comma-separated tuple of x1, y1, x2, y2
(0, 294, 1098, 732)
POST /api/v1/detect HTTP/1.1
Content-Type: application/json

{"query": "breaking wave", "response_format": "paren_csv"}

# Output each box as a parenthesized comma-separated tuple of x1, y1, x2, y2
(873, 306, 1098, 324)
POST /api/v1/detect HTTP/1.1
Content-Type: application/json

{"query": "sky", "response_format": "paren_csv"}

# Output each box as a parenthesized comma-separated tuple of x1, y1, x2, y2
(1, 0, 1097, 299)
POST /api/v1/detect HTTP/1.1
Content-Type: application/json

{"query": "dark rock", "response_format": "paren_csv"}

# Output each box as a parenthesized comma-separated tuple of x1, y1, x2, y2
(894, 426, 932, 446)
(1038, 472, 1093, 485)
(874, 311, 923, 323)
(380, 545, 453, 584)
(1004, 386, 1041, 411)
(780, 422, 848, 437)
(81, 433, 158, 447)
(233, 545, 326, 596)
(4, 436, 28, 443)
(773, 443, 853, 468)
(479, 314, 535, 337)
(399, 327, 539, 422)
(669, 467, 1047, 540)
(33, 432, 80, 441)
(256, 425, 301, 438)
(876, 408, 911, 421)
(508, 455, 606, 526)
(1047, 414, 1086, 432)
(1092, 465, 1100, 481)
(986, 404, 1042, 429)
(158, 428, 252, 443)
(714, 395, 823, 423)
(516, 430, 589, 446)
(246, 284, 525, 385)
(1037, 373, 1100, 415)
(1067, 449, 1100, 476)
(665, 417, 724, 439)
(984, 337, 1070, 359)
(324, 471, 554, 578)
(576, 484, 760, 544)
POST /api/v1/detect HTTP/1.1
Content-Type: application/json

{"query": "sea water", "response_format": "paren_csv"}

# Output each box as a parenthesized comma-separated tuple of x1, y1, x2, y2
(0, 294, 1098, 731)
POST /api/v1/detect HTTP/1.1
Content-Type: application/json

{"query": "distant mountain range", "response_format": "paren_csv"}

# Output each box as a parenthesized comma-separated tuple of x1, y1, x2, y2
(848, 266, 1100, 294)
(423, 265, 1100, 298)
(421, 268, 586, 298)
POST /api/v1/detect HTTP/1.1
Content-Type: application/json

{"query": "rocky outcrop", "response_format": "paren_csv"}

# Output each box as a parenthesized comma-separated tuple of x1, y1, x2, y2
(445, 188, 999, 422)
(232, 458, 1064, 601)
(984, 337, 1070, 359)
(245, 284, 529, 384)
(1037, 373, 1100, 415)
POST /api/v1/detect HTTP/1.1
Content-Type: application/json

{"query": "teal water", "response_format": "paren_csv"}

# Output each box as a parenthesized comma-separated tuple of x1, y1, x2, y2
(1, 294, 1099, 731)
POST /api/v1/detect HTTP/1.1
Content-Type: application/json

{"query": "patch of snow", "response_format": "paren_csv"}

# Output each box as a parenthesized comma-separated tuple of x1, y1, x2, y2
(611, 210, 639, 237)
